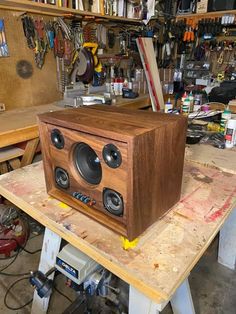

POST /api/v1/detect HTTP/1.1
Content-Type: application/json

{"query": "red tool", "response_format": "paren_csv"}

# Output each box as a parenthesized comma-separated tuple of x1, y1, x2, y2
(0, 205, 29, 257)
(34, 18, 44, 40)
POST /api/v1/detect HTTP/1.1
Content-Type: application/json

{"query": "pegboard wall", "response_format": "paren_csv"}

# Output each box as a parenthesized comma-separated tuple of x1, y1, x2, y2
(0, 9, 61, 111)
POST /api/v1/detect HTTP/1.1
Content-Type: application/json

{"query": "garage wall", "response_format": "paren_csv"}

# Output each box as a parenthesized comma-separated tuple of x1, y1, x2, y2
(0, 9, 61, 110)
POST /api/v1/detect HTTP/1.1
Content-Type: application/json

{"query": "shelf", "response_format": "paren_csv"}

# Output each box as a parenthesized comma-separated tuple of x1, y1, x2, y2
(0, 0, 142, 23)
(176, 9, 236, 21)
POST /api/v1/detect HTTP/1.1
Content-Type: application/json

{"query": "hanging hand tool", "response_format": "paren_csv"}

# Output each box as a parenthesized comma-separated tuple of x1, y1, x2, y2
(0, 19, 9, 57)
(34, 18, 47, 69)
(21, 15, 35, 49)
(34, 18, 44, 40)
(183, 26, 194, 42)
(45, 22, 55, 49)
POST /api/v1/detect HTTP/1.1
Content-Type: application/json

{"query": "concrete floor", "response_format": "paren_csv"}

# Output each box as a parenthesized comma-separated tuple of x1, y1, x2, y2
(0, 232, 236, 314)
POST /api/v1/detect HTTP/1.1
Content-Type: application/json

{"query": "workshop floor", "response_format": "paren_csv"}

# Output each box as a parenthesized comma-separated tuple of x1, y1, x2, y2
(0, 232, 236, 314)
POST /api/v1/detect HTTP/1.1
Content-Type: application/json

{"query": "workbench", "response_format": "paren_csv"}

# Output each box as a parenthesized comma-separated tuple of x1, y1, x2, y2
(0, 95, 150, 169)
(0, 143, 235, 314)
(0, 103, 64, 167)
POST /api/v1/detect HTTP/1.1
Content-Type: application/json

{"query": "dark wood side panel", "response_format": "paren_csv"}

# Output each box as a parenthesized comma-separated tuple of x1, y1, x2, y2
(129, 118, 187, 240)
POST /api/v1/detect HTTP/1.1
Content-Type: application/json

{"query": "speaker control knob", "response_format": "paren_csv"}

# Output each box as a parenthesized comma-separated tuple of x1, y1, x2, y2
(80, 195, 87, 202)
(72, 193, 95, 206)
(89, 200, 96, 206)
(73, 192, 82, 199)
(83, 197, 91, 204)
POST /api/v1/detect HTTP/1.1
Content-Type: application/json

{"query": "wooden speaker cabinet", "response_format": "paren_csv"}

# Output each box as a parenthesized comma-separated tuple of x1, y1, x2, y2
(38, 106, 187, 240)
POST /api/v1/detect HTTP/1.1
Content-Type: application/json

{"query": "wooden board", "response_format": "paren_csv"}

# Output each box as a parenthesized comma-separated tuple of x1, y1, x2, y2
(0, 10, 61, 110)
(0, 0, 142, 23)
(136, 38, 164, 111)
(0, 160, 235, 304)
(115, 94, 151, 110)
(0, 146, 24, 163)
(0, 103, 64, 148)
(176, 9, 236, 21)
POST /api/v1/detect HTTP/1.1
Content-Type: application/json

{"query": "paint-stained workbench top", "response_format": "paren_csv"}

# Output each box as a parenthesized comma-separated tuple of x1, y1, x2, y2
(0, 156, 235, 304)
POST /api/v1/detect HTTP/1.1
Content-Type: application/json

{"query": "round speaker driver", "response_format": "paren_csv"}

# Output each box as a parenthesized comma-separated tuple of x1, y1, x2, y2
(102, 144, 122, 168)
(74, 142, 102, 185)
(51, 129, 65, 149)
(103, 188, 123, 216)
(55, 167, 69, 189)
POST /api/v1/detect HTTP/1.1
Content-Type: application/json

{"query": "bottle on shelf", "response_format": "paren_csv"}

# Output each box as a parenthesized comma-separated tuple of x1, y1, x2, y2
(225, 119, 236, 149)
(164, 98, 173, 113)
(189, 91, 194, 112)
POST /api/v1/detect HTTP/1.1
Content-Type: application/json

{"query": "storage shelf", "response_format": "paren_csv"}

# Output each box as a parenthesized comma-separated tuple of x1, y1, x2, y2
(0, 0, 142, 23)
(176, 9, 236, 20)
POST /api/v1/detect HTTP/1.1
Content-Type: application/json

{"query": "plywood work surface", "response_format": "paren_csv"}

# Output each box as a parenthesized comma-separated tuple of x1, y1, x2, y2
(0, 103, 64, 148)
(0, 161, 235, 304)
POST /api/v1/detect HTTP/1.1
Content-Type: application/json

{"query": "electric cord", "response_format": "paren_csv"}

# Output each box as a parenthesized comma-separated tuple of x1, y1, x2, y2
(0, 235, 28, 273)
(4, 276, 33, 310)
(53, 285, 73, 303)
(0, 237, 40, 276)
(3, 268, 56, 310)
(0, 238, 41, 255)
(0, 270, 30, 277)
(0, 252, 19, 273)
(0, 252, 19, 261)
(0, 266, 56, 278)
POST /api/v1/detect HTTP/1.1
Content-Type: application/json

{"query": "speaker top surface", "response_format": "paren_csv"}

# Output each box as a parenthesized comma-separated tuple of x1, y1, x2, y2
(38, 105, 186, 141)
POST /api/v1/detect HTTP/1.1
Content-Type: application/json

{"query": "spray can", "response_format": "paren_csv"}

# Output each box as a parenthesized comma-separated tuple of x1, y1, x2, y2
(193, 94, 202, 112)
(182, 97, 191, 115)
(225, 119, 236, 148)
(220, 107, 231, 134)
(189, 91, 194, 112)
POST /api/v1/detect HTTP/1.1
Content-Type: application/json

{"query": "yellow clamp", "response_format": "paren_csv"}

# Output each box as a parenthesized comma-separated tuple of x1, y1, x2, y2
(83, 42, 98, 66)
(121, 236, 139, 250)
(83, 42, 98, 55)
(83, 42, 103, 73)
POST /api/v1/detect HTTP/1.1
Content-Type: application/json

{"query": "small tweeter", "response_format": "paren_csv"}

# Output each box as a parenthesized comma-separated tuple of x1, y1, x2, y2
(51, 129, 64, 149)
(102, 144, 122, 168)
(103, 188, 124, 216)
(55, 167, 69, 189)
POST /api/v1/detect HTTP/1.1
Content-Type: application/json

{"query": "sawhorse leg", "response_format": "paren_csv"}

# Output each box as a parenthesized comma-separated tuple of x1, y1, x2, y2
(170, 279, 195, 314)
(129, 278, 195, 314)
(31, 228, 61, 314)
(218, 207, 236, 270)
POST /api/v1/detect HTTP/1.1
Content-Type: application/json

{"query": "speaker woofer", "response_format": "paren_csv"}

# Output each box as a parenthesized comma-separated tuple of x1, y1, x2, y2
(74, 142, 102, 185)
(51, 129, 64, 149)
(55, 167, 69, 189)
(103, 188, 123, 216)
(102, 144, 122, 168)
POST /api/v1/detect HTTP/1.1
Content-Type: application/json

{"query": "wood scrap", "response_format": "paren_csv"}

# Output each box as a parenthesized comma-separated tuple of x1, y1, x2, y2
(136, 37, 164, 111)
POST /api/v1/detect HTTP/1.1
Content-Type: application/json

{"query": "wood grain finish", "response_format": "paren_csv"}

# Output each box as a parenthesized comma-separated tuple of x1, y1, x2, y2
(38, 106, 187, 240)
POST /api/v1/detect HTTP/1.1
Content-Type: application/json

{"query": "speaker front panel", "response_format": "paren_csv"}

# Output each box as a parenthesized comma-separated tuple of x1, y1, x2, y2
(45, 123, 128, 224)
